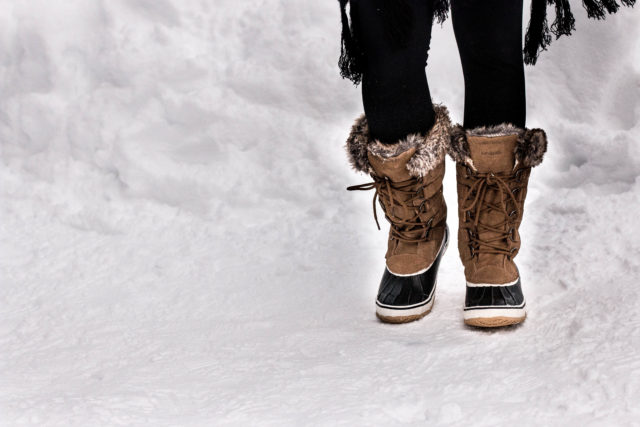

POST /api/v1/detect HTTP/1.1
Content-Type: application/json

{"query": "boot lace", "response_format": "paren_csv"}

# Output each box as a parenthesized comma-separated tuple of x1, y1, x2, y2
(460, 167, 528, 259)
(347, 175, 439, 243)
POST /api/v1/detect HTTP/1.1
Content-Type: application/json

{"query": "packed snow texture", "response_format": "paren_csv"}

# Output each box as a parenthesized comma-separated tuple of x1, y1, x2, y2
(1, 0, 639, 425)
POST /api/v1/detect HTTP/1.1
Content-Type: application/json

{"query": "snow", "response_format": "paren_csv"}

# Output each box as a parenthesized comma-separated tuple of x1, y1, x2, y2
(1, 0, 639, 425)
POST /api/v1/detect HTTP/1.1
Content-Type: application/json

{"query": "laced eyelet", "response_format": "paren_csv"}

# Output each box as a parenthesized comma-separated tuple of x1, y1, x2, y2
(512, 187, 520, 196)
(470, 246, 476, 258)
(423, 218, 434, 239)
(509, 209, 517, 218)
(515, 168, 524, 182)
(509, 228, 517, 242)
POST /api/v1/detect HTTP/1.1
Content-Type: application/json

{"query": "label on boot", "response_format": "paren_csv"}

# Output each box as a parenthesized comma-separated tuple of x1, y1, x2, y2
(468, 135, 517, 173)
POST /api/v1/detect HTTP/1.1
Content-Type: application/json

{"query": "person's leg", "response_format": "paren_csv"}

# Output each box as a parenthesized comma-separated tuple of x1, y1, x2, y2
(451, 0, 526, 128)
(351, 0, 435, 143)
(344, 0, 452, 323)
(448, 0, 549, 328)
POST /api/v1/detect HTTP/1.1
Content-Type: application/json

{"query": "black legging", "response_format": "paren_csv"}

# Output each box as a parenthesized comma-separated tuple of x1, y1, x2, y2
(351, 0, 526, 143)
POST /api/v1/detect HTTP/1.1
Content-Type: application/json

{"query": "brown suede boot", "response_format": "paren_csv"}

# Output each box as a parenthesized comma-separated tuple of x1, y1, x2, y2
(346, 105, 451, 323)
(448, 124, 547, 327)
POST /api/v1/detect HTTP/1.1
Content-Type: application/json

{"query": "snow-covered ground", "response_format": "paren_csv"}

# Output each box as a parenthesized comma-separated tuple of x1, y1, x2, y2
(1, 1, 639, 425)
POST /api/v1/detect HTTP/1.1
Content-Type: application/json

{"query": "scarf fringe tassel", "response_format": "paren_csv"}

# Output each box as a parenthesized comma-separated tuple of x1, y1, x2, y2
(524, 0, 635, 65)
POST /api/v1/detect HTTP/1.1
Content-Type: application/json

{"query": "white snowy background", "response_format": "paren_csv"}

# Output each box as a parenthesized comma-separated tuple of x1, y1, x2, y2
(1, 0, 639, 425)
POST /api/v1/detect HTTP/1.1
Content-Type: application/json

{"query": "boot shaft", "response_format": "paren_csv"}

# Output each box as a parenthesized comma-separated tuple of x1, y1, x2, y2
(347, 105, 451, 275)
(448, 125, 547, 284)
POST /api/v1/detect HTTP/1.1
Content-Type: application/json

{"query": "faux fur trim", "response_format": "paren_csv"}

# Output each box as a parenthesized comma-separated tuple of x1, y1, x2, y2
(448, 125, 472, 166)
(466, 123, 521, 138)
(448, 123, 547, 169)
(516, 128, 548, 168)
(345, 105, 451, 178)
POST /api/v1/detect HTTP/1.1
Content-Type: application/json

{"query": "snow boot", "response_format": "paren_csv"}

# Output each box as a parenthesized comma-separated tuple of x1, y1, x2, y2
(346, 105, 451, 323)
(448, 124, 547, 327)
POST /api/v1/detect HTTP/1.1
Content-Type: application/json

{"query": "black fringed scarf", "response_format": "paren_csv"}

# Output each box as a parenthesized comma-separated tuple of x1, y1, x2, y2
(339, 0, 635, 83)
